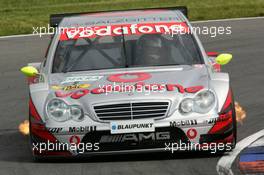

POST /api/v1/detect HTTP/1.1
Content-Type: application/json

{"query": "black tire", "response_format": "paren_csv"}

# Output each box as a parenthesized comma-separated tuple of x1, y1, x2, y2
(230, 89, 237, 149)
(28, 111, 35, 160)
(29, 111, 45, 161)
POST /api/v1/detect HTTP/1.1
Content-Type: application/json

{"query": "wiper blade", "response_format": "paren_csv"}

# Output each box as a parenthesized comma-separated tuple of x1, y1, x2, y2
(121, 26, 129, 68)
(128, 63, 182, 68)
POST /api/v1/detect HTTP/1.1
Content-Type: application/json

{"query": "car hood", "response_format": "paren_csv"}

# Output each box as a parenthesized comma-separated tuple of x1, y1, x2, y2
(48, 65, 209, 115)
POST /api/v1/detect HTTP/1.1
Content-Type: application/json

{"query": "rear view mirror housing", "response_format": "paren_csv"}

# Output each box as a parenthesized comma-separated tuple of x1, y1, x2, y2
(215, 53, 233, 65)
(20, 66, 39, 77)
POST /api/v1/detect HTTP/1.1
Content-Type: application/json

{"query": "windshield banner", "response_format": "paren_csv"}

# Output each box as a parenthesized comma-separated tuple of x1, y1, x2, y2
(59, 22, 189, 40)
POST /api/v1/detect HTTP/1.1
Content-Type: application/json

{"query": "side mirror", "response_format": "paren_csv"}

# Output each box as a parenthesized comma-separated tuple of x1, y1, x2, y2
(215, 53, 233, 65)
(20, 66, 39, 77)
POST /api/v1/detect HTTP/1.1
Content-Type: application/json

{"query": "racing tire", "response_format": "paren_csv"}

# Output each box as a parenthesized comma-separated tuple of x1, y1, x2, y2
(230, 89, 237, 149)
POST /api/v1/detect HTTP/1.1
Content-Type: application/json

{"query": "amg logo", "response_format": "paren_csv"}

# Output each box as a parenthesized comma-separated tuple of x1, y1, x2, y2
(69, 126, 96, 133)
(170, 120, 197, 127)
(100, 132, 170, 143)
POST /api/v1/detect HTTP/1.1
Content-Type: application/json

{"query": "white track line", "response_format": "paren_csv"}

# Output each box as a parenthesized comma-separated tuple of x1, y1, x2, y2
(0, 33, 50, 39)
(216, 129, 264, 175)
(0, 16, 264, 39)
(192, 16, 264, 24)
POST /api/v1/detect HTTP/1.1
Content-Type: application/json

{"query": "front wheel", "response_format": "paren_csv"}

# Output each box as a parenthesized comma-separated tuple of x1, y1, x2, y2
(230, 93, 237, 149)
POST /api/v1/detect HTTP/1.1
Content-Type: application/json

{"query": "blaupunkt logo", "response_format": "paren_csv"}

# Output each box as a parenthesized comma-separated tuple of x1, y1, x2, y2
(111, 123, 117, 130)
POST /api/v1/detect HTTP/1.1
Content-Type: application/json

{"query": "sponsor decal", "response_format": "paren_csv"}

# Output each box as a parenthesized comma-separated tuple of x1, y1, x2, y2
(203, 117, 231, 125)
(69, 135, 81, 144)
(47, 127, 63, 133)
(111, 120, 154, 134)
(63, 15, 180, 26)
(51, 84, 90, 91)
(55, 81, 204, 99)
(204, 117, 229, 124)
(69, 126, 96, 133)
(170, 120, 198, 127)
(60, 22, 189, 40)
(100, 131, 170, 143)
(184, 86, 204, 93)
(108, 72, 151, 83)
(205, 118, 219, 124)
(51, 85, 62, 90)
(55, 89, 90, 99)
(61, 76, 103, 84)
(186, 128, 197, 139)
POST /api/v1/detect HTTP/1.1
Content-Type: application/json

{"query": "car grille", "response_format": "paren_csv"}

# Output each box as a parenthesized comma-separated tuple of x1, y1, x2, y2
(93, 101, 169, 121)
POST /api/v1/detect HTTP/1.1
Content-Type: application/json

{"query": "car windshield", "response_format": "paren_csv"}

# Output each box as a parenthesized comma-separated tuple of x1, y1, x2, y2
(52, 27, 203, 73)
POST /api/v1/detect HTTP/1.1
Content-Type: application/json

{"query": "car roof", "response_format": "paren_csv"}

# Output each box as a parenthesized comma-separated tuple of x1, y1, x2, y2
(59, 9, 187, 28)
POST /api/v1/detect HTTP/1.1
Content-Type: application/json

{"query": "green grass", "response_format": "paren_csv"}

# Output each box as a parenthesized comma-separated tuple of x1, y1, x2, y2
(0, 0, 264, 36)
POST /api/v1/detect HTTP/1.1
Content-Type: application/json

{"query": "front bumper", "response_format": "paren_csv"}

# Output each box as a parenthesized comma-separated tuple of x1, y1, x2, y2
(31, 114, 235, 157)
(30, 91, 236, 157)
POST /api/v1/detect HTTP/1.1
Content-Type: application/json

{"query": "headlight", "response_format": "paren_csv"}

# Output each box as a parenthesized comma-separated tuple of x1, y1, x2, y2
(70, 105, 84, 121)
(179, 98, 193, 113)
(47, 99, 84, 122)
(179, 90, 216, 114)
(193, 90, 215, 113)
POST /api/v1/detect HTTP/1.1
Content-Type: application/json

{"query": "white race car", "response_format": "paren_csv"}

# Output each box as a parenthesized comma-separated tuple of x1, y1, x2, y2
(21, 7, 236, 159)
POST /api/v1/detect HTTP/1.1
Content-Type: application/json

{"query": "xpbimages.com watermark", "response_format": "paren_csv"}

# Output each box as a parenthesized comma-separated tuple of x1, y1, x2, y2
(164, 141, 233, 154)
(32, 141, 100, 154)
(97, 82, 167, 96)
(32, 23, 232, 38)
(168, 25, 232, 38)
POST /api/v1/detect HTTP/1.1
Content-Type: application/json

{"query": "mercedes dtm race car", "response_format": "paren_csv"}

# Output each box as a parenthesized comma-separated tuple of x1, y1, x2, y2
(21, 7, 236, 158)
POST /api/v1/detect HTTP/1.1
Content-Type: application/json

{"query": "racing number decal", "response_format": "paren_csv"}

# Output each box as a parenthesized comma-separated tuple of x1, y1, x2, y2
(187, 128, 197, 139)
(108, 72, 151, 83)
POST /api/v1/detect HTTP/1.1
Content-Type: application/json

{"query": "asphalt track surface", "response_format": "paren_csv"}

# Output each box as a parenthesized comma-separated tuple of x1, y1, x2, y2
(0, 18, 263, 175)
